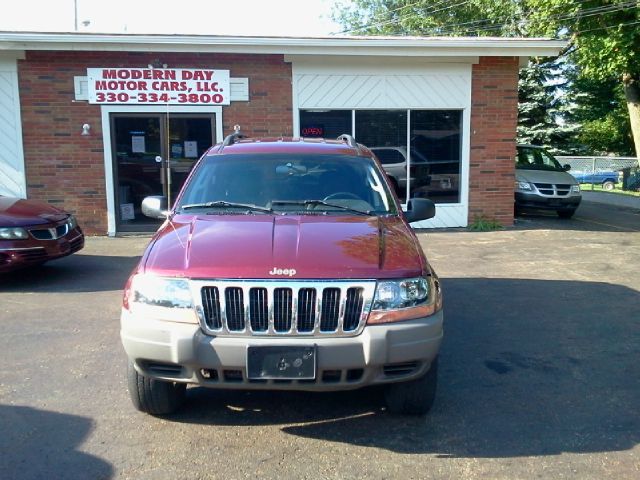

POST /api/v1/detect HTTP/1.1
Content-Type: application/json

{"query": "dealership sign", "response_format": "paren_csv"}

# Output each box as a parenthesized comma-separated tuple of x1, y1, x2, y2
(87, 68, 230, 105)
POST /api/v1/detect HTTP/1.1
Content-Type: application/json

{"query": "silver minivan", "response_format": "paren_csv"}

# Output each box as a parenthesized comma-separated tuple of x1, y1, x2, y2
(515, 144, 581, 218)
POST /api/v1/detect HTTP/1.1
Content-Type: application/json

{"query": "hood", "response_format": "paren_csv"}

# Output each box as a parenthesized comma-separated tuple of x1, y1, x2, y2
(143, 214, 426, 279)
(0, 196, 68, 227)
(516, 168, 578, 185)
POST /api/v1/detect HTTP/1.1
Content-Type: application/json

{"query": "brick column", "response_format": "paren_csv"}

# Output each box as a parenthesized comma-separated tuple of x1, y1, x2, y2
(469, 56, 520, 226)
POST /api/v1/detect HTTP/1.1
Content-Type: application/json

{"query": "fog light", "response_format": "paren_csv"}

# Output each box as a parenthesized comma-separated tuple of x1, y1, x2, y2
(200, 368, 211, 378)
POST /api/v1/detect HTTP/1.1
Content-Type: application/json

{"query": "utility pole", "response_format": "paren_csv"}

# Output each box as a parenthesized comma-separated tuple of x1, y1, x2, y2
(74, 0, 78, 31)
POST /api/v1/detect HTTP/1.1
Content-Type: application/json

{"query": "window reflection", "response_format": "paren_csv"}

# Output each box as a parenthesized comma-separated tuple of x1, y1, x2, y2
(298, 109, 463, 204)
(410, 110, 461, 204)
(355, 111, 408, 200)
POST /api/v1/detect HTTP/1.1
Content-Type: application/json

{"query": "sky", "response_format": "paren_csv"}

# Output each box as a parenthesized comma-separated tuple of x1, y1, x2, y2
(0, 0, 344, 37)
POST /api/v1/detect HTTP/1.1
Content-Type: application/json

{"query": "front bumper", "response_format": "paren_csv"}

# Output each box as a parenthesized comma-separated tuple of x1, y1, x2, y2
(515, 191, 581, 211)
(0, 228, 84, 273)
(120, 308, 443, 391)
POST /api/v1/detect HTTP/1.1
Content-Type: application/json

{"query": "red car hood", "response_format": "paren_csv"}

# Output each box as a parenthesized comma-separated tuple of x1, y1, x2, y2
(0, 196, 68, 227)
(143, 214, 426, 279)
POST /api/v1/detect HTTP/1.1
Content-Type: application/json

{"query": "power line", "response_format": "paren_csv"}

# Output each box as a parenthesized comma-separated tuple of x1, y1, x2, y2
(335, 0, 428, 35)
(575, 18, 640, 34)
(428, 1, 638, 36)
(338, 0, 472, 35)
(336, 0, 638, 38)
(423, 0, 618, 35)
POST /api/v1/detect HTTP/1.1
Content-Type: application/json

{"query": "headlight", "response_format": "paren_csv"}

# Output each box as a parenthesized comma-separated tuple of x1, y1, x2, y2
(127, 274, 197, 323)
(373, 277, 428, 310)
(67, 215, 78, 229)
(368, 276, 442, 324)
(572, 185, 580, 192)
(515, 181, 532, 191)
(0, 227, 29, 240)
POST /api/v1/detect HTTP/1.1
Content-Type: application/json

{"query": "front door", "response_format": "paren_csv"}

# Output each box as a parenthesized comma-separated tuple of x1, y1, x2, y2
(111, 114, 214, 232)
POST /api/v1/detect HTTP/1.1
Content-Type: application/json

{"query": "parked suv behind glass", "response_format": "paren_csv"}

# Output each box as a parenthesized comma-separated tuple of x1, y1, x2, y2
(515, 144, 581, 219)
(121, 132, 443, 416)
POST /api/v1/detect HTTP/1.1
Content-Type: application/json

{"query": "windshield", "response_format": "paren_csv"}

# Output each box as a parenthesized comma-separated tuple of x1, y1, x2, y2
(516, 146, 564, 172)
(176, 153, 397, 215)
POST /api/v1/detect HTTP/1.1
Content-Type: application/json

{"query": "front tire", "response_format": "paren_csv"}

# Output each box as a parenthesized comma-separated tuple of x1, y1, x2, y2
(384, 357, 438, 415)
(602, 180, 615, 191)
(127, 361, 186, 415)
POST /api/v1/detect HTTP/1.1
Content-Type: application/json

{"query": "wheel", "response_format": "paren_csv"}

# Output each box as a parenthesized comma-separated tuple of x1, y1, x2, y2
(384, 357, 438, 415)
(323, 192, 361, 201)
(602, 180, 615, 191)
(127, 361, 186, 415)
(557, 208, 576, 219)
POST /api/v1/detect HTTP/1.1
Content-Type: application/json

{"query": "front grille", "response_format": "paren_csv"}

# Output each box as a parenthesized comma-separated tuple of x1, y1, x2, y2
(533, 183, 571, 197)
(29, 222, 70, 240)
(198, 280, 376, 337)
(225, 287, 245, 331)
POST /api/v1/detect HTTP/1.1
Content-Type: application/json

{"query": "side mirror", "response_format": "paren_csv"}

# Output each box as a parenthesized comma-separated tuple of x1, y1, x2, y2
(404, 198, 436, 223)
(141, 195, 169, 219)
(563, 164, 571, 171)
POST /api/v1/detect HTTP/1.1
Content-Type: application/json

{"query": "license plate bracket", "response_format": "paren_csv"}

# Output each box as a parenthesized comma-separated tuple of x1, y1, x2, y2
(247, 346, 316, 380)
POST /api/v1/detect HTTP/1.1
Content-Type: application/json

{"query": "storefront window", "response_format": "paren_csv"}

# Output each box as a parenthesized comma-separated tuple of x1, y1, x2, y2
(410, 110, 461, 204)
(299, 109, 462, 204)
(355, 111, 408, 199)
(300, 110, 351, 138)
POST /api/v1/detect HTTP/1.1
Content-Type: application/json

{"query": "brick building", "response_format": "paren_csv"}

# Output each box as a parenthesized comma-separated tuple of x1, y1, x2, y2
(0, 33, 564, 234)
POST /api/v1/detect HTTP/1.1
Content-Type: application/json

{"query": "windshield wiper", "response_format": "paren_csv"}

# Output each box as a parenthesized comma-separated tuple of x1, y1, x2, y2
(271, 199, 372, 216)
(180, 201, 273, 213)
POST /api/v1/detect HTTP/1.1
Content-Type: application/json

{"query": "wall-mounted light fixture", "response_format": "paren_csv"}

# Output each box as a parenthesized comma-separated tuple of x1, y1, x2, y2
(81, 123, 91, 136)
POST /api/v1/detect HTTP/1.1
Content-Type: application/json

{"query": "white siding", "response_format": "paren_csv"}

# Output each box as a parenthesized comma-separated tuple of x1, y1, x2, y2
(297, 73, 470, 110)
(291, 56, 472, 228)
(0, 58, 26, 197)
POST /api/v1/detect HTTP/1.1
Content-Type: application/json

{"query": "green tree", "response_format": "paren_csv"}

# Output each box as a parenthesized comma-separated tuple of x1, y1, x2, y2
(333, 0, 640, 162)
(517, 58, 580, 153)
(568, 74, 635, 155)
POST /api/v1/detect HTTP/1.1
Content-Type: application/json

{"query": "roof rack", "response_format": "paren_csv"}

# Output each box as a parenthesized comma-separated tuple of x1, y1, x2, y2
(337, 134, 357, 148)
(220, 125, 248, 148)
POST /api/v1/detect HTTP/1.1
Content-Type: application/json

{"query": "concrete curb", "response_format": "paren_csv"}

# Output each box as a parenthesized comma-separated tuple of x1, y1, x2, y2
(581, 191, 640, 209)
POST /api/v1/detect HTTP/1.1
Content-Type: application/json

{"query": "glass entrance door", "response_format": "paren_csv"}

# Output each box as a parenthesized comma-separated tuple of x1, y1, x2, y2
(111, 114, 214, 232)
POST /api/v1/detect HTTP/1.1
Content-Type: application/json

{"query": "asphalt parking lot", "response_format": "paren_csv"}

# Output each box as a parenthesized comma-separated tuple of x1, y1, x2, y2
(1, 201, 639, 479)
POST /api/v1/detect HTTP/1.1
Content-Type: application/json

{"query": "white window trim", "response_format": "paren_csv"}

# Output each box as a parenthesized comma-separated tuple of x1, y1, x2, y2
(101, 104, 223, 236)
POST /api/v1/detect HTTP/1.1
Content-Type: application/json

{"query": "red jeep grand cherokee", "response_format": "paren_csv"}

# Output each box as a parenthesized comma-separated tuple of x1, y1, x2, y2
(120, 132, 443, 415)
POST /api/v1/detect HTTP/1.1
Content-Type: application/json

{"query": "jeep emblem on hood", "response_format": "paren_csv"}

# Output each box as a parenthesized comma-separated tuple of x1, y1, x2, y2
(269, 267, 297, 277)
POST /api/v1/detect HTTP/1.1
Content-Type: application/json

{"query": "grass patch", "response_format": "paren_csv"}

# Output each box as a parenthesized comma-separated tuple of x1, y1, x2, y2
(581, 183, 640, 197)
(468, 216, 504, 232)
